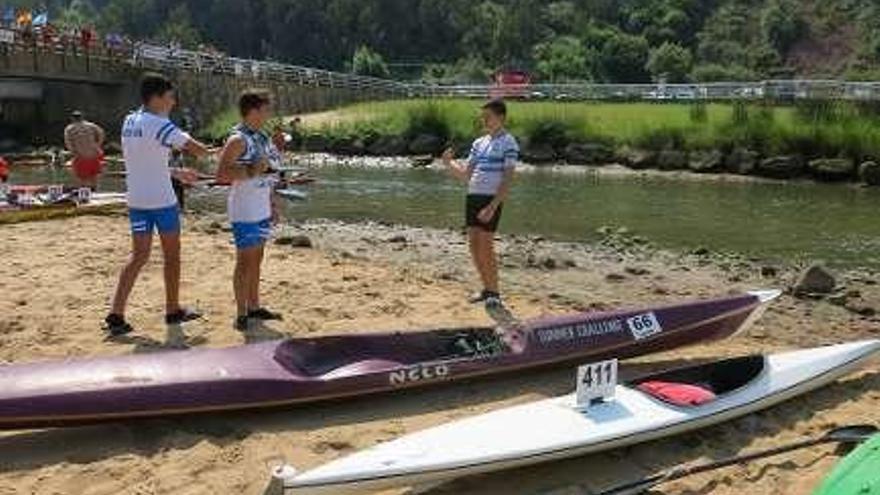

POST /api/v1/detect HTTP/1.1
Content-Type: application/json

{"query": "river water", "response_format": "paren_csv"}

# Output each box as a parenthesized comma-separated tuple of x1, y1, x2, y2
(12, 164, 880, 268)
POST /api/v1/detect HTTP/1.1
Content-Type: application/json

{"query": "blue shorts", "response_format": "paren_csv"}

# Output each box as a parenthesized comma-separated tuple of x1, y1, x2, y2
(129, 205, 180, 235)
(232, 218, 271, 249)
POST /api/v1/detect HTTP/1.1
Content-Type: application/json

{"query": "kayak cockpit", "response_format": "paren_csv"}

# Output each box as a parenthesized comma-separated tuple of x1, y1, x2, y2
(272, 327, 505, 377)
(632, 355, 766, 406)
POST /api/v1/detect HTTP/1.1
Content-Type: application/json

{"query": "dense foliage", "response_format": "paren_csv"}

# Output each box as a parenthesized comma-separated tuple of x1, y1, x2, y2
(14, 0, 880, 82)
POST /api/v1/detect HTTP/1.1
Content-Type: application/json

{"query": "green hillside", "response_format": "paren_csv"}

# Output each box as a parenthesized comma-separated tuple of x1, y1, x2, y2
(16, 0, 880, 81)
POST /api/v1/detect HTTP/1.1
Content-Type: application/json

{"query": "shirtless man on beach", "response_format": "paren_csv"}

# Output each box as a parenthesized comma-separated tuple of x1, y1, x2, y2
(442, 99, 519, 312)
(64, 110, 105, 190)
(104, 73, 213, 337)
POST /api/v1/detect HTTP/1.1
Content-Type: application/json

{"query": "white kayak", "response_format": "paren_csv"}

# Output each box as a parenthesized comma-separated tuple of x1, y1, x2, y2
(269, 340, 880, 494)
(276, 188, 308, 201)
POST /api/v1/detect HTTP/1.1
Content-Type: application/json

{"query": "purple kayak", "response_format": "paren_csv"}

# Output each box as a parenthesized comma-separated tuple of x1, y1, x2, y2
(0, 290, 779, 429)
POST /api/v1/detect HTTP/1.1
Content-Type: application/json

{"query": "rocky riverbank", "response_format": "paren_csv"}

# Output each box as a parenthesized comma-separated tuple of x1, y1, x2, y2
(292, 132, 880, 186)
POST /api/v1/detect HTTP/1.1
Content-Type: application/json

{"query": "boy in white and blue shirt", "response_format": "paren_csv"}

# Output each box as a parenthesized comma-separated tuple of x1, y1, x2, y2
(216, 89, 283, 331)
(106, 73, 212, 336)
(442, 99, 519, 309)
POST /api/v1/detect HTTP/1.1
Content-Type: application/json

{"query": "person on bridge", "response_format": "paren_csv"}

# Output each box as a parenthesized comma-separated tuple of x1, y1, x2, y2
(104, 73, 213, 337)
(63, 110, 105, 190)
(441, 99, 519, 312)
(216, 89, 283, 332)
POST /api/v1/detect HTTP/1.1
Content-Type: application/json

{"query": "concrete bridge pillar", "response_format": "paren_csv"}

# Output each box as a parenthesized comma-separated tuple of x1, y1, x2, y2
(2, 47, 393, 147)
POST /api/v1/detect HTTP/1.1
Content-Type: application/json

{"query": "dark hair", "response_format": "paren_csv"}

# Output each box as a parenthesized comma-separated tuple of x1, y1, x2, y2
(239, 89, 271, 117)
(140, 73, 174, 104)
(482, 99, 507, 117)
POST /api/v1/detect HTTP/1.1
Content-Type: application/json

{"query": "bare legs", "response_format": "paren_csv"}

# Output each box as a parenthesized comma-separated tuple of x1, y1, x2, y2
(110, 233, 152, 317)
(158, 232, 181, 314)
(110, 231, 182, 317)
(234, 244, 265, 317)
(468, 227, 498, 293)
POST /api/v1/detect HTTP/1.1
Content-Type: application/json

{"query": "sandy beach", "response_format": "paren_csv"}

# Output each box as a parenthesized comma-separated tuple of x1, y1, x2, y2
(0, 212, 878, 495)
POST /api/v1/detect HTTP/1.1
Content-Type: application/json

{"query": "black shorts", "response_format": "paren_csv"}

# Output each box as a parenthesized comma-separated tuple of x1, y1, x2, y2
(466, 194, 503, 232)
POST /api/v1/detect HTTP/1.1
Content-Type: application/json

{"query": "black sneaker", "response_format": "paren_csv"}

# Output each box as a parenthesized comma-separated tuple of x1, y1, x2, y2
(104, 313, 133, 337)
(485, 295, 505, 313)
(469, 290, 501, 304)
(165, 307, 203, 325)
(468, 290, 496, 304)
(234, 315, 250, 332)
(248, 307, 283, 321)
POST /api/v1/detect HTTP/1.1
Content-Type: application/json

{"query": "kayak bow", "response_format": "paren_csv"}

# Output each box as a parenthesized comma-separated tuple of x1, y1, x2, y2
(272, 339, 880, 494)
(813, 432, 880, 495)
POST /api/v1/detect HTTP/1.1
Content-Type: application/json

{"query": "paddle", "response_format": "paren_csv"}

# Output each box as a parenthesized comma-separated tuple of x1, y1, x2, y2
(596, 424, 878, 495)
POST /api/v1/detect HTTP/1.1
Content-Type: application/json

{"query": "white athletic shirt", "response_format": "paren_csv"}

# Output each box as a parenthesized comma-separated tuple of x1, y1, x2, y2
(467, 131, 519, 195)
(227, 124, 279, 223)
(121, 107, 191, 209)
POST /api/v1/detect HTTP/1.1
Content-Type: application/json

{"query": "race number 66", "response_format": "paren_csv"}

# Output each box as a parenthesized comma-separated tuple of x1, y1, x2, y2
(626, 312, 662, 340)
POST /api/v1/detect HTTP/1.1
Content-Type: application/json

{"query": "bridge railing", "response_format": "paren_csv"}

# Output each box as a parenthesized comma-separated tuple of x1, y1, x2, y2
(5, 26, 880, 101)
(402, 80, 880, 101)
(0, 26, 408, 95)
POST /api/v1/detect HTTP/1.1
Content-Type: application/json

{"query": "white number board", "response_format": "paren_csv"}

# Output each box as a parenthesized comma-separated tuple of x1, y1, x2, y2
(76, 187, 91, 202)
(576, 359, 617, 408)
(48, 185, 63, 198)
(626, 312, 662, 340)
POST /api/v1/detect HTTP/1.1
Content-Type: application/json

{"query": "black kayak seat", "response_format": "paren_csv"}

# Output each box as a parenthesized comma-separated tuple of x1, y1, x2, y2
(630, 355, 767, 404)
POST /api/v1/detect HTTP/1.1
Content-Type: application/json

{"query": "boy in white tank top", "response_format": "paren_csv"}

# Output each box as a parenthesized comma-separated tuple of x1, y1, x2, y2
(216, 89, 283, 331)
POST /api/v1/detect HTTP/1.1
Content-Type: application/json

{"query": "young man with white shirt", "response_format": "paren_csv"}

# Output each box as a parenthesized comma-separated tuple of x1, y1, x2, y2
(104, 73, 212, 336)
(216, 89, 283, 331)
(442, 99, 519, 310)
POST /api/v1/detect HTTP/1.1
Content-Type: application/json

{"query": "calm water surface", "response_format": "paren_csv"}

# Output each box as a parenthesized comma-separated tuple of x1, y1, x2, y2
(13, 164, 880, 268)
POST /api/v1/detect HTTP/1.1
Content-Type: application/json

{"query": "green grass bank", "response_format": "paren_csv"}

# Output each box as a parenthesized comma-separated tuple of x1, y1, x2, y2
(202, 99, 880, 183)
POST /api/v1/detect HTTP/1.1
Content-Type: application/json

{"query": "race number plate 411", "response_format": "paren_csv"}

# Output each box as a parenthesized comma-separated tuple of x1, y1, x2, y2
(576, 359, 618, 408)
(626, 312, 663, 340)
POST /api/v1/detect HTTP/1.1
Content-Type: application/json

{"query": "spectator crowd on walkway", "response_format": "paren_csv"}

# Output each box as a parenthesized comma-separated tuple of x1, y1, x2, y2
(0, 6, 230, 67)
(0, 6, 408, 96)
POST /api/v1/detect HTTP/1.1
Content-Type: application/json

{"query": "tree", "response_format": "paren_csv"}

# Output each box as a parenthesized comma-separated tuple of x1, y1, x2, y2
(497, 0, 544, 63)
(533, 36, 592, 82)
(97, 0, 159, 38)
(696, 3, 755, 67)
(762, 0, 803, 54)
(542, 1, 578, 36)
(461, 2, 507, 64)
(452, 55, 492, 83)
(57, 0, 97, 27)
(647, 41, 693, 82)
(157, 4, 201, 48)
(692, 63, 757, 82)
(351, 45, 390, 78)
(599, 30, 650, 82)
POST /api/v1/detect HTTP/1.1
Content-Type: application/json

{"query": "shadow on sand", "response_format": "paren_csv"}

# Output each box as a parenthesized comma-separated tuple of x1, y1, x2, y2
(243, 321, 289, 344)
(107, 323, 208, 353)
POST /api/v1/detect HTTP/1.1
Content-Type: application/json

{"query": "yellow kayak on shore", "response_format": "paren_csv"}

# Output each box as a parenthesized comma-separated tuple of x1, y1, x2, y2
(0, 193, 126, 225)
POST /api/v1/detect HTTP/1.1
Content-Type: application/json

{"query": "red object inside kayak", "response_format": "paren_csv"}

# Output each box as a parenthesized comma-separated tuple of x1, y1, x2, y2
(637, 380, 717, 406)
